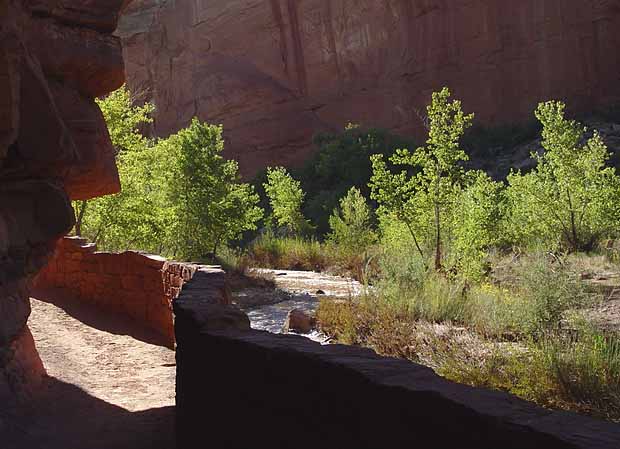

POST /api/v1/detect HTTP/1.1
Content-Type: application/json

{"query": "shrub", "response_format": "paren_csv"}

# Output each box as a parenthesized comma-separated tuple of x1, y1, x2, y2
(541, 329, 620, 420)
(328, 187, 376, 250)
(505, 101, 620, 252)
(247, 232, 328, 271)
(295, 125, 414, 235)
(168, 119, 263, 259)
(264, 167, 313, 236)
(513, 256, 592, 335)
(440, 329, 620, 421)
(318, 287, 620, 421)
(78, 86, 167, 252)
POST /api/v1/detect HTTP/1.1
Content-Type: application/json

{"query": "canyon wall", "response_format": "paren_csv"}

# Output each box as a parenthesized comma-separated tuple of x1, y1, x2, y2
(119, 0, 620, 177)
(0, 0, 125, 404)
(33, 237, 203, 346)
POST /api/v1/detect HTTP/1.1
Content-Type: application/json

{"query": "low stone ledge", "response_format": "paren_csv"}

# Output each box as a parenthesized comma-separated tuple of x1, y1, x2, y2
(174, 277, 620, 449)
(33, 237, 198, 346)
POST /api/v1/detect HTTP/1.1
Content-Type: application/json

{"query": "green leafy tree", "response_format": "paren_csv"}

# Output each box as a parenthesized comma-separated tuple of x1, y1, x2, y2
(292, 125, 414, 235)
(451, 171, 505, 279)
(79, 87, 262, 259)
(96, 85, 154, 152)
(328, 187, 376, 250)
(75, 85, 160, 246)
(505, 101, 620, 252)
(169, 118, 263, 259)
(370, 87, 474, 271)
(263, 167, 312, 235)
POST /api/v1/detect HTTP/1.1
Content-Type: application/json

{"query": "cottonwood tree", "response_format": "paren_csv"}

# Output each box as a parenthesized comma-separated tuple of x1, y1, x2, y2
(80, 87, 262, 258)
(505, 101, 620, 252)
(328, 187, 376, 251)
(75, 85, 160, 246)
(370, 88, 474, 271)
(169, 118, 263, 259)
(263, 167, 312, 235)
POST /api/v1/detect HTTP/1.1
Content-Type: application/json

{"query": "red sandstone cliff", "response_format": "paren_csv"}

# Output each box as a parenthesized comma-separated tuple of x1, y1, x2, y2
(119, 0, 620, 177)
(0, 0, 125, 403)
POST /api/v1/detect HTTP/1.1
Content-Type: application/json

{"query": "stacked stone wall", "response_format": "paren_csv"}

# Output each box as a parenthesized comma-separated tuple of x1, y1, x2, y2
(34, 237, 196, 346)
(174, 272, 620, 449)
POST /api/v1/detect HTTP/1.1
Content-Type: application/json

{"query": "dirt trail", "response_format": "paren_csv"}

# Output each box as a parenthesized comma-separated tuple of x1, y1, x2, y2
(2, 296, 176, 449)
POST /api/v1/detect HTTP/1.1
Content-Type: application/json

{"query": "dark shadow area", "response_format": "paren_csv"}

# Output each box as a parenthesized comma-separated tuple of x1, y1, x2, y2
(0, 376, 175, 449)
(31, 287, 172, 349)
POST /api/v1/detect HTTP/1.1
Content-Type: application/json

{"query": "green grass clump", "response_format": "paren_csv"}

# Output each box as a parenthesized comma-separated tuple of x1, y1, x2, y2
(247, 232, 328, 272)
(317, 254, 619, 421)
(440, 328, 620, 421)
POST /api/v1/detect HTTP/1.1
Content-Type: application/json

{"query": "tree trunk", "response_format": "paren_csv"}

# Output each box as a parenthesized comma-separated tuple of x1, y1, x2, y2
(567, 189, 579, 252)
(405, 222, 427, 270)
(75, 200, 87, 237)
(434, 202, 442, 271)
(433, 162, 442, 271)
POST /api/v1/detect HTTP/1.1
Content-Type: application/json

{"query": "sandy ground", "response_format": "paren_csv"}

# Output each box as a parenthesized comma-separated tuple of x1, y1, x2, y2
(1, 296, 176, 449)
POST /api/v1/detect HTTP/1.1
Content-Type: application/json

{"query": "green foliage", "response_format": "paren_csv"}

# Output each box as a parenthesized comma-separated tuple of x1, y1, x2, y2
(317, 254, 619, 421)
(327, 187, 376, 250)
(79, 141, 172, 252)
(450, 171, 505, 280)
(371, 87, 500, 276)
(95, 85, 154, 153)
(539, 329, 620, 420)
(289, 126, 414, 235)
(79, 87, 262, 259)
(76, 85, 164, 250)
(514, 256, 592, 335)
(440, 328, 620, 421)
(247, 232, 328, 271)
(263, 167, 312, 235)
(168, 119, 263, 259)
(505, 101, 620, 252)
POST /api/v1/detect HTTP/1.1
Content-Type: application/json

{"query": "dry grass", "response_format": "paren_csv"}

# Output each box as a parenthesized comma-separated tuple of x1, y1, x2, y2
(316, 254, 620, 422)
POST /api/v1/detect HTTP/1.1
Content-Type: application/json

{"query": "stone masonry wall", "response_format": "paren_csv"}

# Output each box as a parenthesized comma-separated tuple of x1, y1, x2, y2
(34, 236, 197, 346)
(174, 273, 620, 449)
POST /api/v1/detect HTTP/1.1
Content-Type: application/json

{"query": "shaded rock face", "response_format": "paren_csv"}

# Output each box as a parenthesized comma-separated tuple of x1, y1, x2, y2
(174, 291, 620, 449)
(0, 0, 124, 403)
(119, 0, 620, 177)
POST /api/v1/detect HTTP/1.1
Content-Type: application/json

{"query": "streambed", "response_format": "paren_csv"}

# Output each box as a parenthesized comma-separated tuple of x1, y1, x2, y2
(233, 269, 364, 343)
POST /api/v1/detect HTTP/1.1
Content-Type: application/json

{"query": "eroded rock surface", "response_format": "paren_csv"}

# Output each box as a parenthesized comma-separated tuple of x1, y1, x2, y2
(0, 0, 124, 405)
(119, 0, 620, 177)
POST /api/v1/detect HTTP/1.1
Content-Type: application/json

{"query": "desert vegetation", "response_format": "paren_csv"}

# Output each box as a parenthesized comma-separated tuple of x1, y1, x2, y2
(75, 86, 262, 259)
(83, 85, 620, 421)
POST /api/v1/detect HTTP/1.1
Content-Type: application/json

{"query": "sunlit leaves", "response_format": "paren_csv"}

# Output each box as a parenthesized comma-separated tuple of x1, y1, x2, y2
(505, 101, 620, 251)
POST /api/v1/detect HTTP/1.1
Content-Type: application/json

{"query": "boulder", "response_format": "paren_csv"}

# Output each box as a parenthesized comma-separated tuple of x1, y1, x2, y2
(283, 309, 316, 334)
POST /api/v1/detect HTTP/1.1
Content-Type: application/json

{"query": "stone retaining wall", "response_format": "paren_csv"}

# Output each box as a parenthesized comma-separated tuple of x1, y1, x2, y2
(34, 237, 197, 346)
(174, 275, 620, 449)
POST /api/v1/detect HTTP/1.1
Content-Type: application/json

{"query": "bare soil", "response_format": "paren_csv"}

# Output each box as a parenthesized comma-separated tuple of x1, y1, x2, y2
(1, 296, 176, 449)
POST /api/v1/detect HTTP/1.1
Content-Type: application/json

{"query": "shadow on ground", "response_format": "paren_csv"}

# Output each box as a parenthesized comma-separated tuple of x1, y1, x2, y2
(0, 376, 175, 449)
(31, 287, 172, 348)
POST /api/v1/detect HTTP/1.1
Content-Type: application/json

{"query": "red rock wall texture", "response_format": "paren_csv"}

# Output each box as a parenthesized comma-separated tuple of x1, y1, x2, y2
(1, 0, 125, 404)
(119, 0, 620, 177)
(34, 237, 198, 346)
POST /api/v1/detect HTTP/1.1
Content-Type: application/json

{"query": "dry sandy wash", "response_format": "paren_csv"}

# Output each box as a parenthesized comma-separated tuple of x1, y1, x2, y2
(1, 296, 176, 449)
